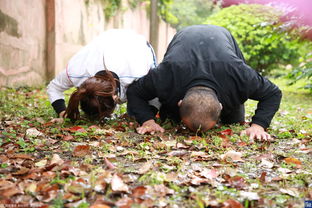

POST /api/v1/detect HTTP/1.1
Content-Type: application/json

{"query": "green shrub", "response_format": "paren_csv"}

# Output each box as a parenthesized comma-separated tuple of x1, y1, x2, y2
(288, 52, 312, 92)
(205, 4, 307, 74)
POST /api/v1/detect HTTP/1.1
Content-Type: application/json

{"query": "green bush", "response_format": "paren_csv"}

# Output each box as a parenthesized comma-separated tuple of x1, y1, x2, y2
(288, 52, 312, 92)
(205, 4, 307, 74)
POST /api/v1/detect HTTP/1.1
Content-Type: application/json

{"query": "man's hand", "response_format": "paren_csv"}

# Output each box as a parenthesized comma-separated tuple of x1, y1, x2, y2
(240, 123, 273, 142)
(136, 119, 165, 135)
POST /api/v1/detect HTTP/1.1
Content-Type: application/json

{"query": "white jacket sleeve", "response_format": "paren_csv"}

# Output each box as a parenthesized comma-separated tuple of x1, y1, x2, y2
(47, 70, 74, 103)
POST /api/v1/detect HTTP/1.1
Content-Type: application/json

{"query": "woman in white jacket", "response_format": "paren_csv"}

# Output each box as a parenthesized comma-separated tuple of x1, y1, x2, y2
(47, 29, 157, 120)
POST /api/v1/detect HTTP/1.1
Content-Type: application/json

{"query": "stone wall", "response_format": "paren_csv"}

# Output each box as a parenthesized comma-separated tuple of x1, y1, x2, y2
(0, 0, 46, 87)
(0, 0, 176, 87)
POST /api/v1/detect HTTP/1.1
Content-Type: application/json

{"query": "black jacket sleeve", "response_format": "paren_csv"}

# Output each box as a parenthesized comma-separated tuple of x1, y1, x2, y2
(126, 71, 158, 125)
(51, 99, 66, 115)
(243, 64, 282, 129)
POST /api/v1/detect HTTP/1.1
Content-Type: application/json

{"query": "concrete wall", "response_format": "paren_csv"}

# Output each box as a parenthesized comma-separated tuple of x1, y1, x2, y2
(0, 0, 46, 87)
(0, 0, 176, 87)
(54, 0, 107, 75)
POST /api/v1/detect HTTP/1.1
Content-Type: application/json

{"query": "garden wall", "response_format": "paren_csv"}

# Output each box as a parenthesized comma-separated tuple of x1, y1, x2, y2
(0, 0, 176, 87)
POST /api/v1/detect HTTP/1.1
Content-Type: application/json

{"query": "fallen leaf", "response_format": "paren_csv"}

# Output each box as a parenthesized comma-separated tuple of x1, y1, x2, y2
(138, 161, 153, 174)
(111, 174, 129, 192)
(148, 184, 174, 197)
(259, 159, 274, 168)
(104, 157, 116, 170)
(259, 172, 267, 184)
(280, 188, 300, 197)
(284, 157, 302, 168)
(166, 150, 188, 157)
(73, 145, 91, 157)
(12, 167, 29, 176)
(200, 169, 218, 180)
(67, 126, 86, 133)
(90, 205, 111, 208)
(7, 153, 34, 160)
(35, 159, 48, 167)
(228, 176, 247, 189)
(25, 183, 37, 194)
(219, 129, 233, 135)
(223, 199, 243, 208)
(221, 150, 244, 162)
(239, 191, 260, 200)
(115, 196, 133, 207)
(132, 186, 147, 198)
(50, 154, 64, 165)
(26, 128, 44, 137)
(63, 135, 74, 141)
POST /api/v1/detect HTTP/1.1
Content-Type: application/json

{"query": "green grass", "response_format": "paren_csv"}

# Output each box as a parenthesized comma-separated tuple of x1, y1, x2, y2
(0, 78, 311, 207)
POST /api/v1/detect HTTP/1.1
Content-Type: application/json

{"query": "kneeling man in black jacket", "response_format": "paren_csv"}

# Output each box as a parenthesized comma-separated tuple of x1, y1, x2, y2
(127, 25, 282, 141)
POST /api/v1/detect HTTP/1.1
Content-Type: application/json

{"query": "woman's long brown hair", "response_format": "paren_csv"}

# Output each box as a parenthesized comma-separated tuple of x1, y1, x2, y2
(65, 70, 118, 121)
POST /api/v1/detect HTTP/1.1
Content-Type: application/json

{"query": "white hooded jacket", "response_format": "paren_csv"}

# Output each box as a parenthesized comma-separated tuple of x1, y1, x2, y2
(47, 29, 157, 108)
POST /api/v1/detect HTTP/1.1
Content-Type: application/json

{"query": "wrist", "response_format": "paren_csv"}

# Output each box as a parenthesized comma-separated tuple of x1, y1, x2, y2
(251, 123, 264, 130)
(142, 119, 156, 126)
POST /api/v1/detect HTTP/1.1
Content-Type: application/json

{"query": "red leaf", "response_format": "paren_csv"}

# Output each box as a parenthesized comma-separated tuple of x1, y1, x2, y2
(223, 199, 243, 208)
(73, 145, 91, 157)
(63, 135, 75, 141)
(259, 172, 267, 184)
(132, 186, 147, 198)
(219, 129, 233, 136)
(68, 126, 86, 133)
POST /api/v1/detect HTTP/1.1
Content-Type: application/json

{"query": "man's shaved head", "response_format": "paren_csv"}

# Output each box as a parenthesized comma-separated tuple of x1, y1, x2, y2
(179, 86, 222, 132)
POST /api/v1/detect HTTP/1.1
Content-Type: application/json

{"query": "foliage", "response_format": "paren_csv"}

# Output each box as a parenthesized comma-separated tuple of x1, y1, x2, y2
(85, 0, 122, 20)
(158, 0, 221, 30)
(205, 4, 310, 74)
(101, 0, 122, 19)
(287, 53, 312, 92)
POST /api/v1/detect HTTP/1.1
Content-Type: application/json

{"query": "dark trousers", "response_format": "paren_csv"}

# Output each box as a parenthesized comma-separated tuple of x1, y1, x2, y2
(220, 104, 245, 124)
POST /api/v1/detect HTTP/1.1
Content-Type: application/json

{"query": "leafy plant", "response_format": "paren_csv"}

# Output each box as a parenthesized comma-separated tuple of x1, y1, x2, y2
(287, 53, 312, 92)
(205, 4, 310, 74)
(159, 0, 220, 30)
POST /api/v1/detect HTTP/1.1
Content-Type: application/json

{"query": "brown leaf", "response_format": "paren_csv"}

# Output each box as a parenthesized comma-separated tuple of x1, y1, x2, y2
(50, 154, 64, 165)
(227, 175, 247, 190)
(12, 167, 29, 176)
(7, 153, 34, 160)
(111, 174, 129, 192)
(115, 196, 133, 208)
(223, 199, 243, 208)
(221, 150, 244, 162)
(284, 157, 302, 168)
(68, 126, 86, 133)
(63, 135, 75, 141)
(131, 186, 147, 198)
(166, 150, 188, 157)
(73, 145, 91, 157)
(200, 169, 218, 180)
(138, 161, 153, 174)
(259, 172, 267, 184)
(104, 157, 116, 170)
(90, 205, 111, 208)
(0, 181, 22, 198)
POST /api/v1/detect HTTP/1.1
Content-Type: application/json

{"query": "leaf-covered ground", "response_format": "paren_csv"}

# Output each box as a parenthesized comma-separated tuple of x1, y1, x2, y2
(0, 78, 311, 208)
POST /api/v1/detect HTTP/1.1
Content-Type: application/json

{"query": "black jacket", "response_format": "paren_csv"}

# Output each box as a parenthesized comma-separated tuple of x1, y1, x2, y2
(127, 25, 282, 129)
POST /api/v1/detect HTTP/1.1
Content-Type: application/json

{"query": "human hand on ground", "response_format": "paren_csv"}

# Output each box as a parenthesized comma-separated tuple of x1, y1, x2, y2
(136, 119, 165, 135)
(240, 123, 273, 142)
(59, 110, 66, 118)
(50, 110, 66, 124)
